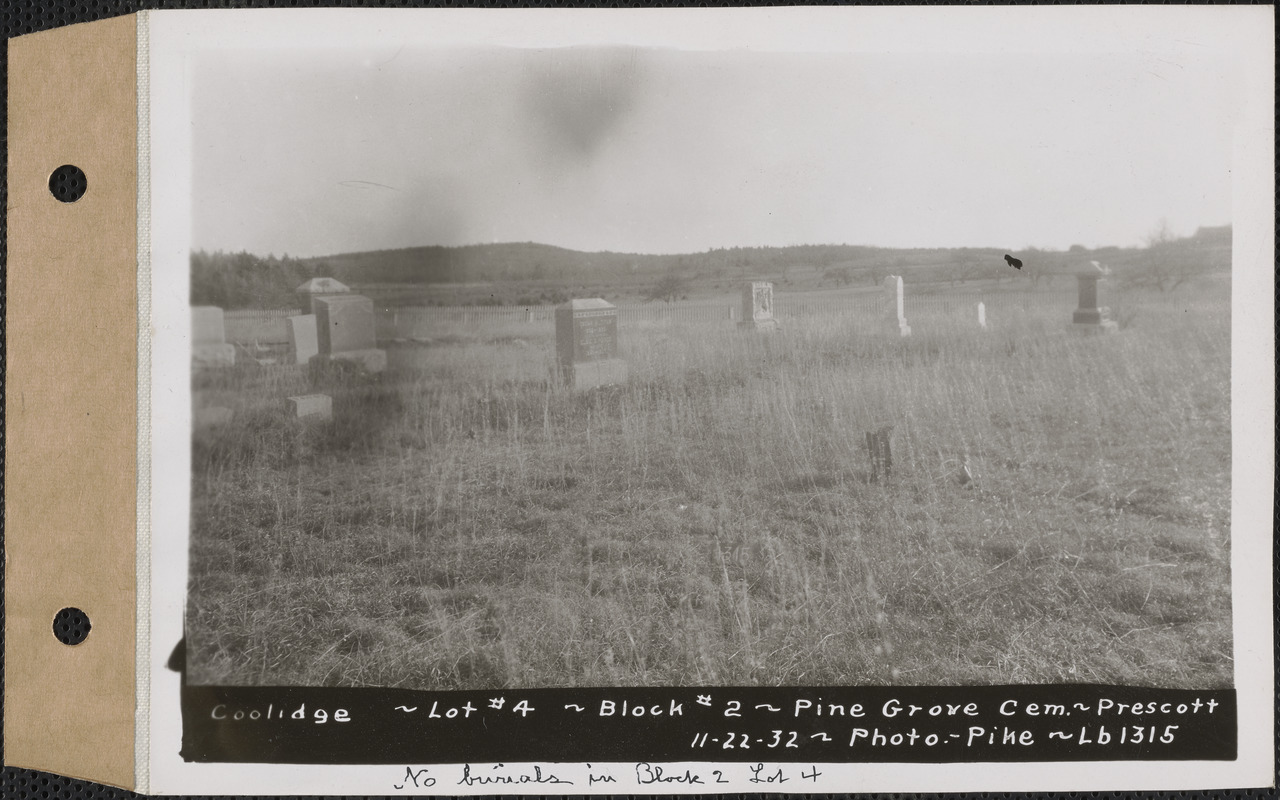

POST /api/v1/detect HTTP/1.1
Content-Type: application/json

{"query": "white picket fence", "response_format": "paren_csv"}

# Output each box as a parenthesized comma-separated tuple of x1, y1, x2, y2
(224, 309, 302, 344)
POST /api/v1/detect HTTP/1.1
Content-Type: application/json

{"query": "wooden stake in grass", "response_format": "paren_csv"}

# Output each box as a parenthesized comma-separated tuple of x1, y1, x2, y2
(865, 425, 895, 483)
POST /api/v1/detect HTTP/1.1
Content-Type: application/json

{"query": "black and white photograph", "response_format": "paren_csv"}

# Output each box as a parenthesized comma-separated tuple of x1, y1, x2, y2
(145, 6, 1273, 793)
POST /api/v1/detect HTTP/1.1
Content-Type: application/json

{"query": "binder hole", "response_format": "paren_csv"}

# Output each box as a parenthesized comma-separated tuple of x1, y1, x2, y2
(48, 164, 87, 203)
(53, 607, 91, 645)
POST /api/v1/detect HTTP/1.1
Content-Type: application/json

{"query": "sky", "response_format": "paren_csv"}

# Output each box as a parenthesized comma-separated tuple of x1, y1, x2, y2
(191, 41, 1238, 258)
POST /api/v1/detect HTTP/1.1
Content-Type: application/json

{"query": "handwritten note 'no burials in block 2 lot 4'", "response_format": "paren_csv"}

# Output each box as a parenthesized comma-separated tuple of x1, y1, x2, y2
(555, 298, 628, 390)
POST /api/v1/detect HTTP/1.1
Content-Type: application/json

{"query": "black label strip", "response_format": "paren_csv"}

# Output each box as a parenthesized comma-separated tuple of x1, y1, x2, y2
(179, 683, 1236, 764)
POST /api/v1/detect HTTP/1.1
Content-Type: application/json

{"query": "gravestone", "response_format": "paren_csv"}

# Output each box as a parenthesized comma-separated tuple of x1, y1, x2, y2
(287, 314, 319, 365)
(296, 277, 351, 315)
(555, 298, 628, 390)
(315, 294, 386, 372)
(191, 306, 236, 369)
(1072, 272, 1118, 333)
(883, 276, 911, 336)
(739, 281, 780, 331)
(977, 301, 987, 330)
(288, 393, 332, 422)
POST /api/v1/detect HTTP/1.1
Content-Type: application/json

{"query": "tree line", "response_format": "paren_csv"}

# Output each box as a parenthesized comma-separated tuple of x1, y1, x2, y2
(191, 226, 1231, 309)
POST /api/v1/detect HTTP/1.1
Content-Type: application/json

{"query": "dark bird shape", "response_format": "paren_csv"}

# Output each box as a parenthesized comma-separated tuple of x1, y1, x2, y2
(1003, 254, 1023, 270)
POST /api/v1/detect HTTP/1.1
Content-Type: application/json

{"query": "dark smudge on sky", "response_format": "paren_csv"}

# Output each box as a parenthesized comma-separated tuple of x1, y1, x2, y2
(521, 47, 646, 167)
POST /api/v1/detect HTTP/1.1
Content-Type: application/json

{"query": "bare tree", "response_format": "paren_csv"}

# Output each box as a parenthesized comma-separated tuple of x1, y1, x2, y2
(643, 271, 690, 304)
(823, 266, 854, 287)
(1130, 218, 1201, 292)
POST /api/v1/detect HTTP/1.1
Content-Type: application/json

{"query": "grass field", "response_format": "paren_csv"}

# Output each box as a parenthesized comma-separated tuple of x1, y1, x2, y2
(188, 281, 1232, 690)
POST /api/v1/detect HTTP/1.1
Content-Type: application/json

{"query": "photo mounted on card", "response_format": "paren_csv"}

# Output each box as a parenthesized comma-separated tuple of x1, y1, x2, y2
(144, 6, 1275, 794)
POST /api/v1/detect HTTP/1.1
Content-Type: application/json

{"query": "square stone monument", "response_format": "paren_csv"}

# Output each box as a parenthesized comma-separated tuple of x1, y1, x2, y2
(739, 281, 780, 331)
(977, 301, 987, 330)
(883, 275, 911, 336)
(191, 306, 236, 369)
(287, 393, 333, 421)
(555, 298, 628, 390)
(287, 314, 319, 365)
(296, 277, 351, 315)
(1072, 272, 1118, 333)
(314, 294, 386, 372)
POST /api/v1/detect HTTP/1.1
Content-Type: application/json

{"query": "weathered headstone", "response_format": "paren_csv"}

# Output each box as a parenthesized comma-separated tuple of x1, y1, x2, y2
(315, 294, 386, 372)
(286, 314, 319, 365)
(296, 277, 351, 315)
(555, 298, 628, 390)
(739, 281, 780, 331)
(883, 276, 911, 336)
(865, 425, 895, 483)
(977, 301, 987, 330)
(1072, 272, 1118, 333)
(288, 393, 333, 422)
(191, 306, 236, 369)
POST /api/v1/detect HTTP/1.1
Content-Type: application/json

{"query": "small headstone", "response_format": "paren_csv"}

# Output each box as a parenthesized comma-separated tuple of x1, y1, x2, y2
(554, 298, 628, 390)
(288, 393, 332, 422)
(191, 306, 236, 369)
(287, 314, 319, 365)
(739, 281, 780, 331)
(314, 294, 386, 372)
(865, 425, 895, 483)
(193, 406, 233, 428)
(883, 276, 911, 336)
(977, 301, 987, 330)
(1072, 272, 1118, 333)
(296, 277, 351, 315)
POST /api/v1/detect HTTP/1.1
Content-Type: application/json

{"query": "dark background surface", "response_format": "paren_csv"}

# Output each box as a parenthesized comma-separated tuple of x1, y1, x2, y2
(0, 1, 1275, 798)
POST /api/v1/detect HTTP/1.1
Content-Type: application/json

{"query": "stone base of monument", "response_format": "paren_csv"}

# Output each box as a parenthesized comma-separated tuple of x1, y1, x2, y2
(193, 406, 233, 428)
(1072, 319, 1119, 334)
(884, 318, 912, 337)
(192, 343, 236, 369)
(565, 358, 628, 391)
(1072, 307, 1119, 333)
(738, 318, 781, 332)
(327, 348, 387, 373)
(288, 393, 333, 421)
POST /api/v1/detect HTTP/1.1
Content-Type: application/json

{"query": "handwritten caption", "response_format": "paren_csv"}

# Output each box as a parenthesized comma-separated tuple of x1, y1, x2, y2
(392, 761, 824, 790)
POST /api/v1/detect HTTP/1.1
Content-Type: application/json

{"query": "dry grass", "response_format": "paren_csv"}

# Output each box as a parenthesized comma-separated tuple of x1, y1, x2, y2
(188, 282, 1232, 690)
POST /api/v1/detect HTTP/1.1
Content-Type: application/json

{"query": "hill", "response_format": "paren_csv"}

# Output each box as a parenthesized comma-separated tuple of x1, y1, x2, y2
(191, 230, 1231, 309)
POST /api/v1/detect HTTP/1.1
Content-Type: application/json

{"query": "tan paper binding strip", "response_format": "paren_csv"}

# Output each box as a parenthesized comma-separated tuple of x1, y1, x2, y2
(4, 13, 138, 790)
